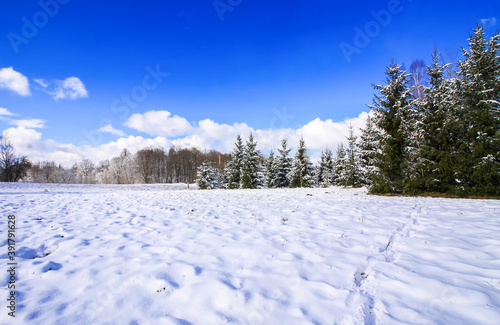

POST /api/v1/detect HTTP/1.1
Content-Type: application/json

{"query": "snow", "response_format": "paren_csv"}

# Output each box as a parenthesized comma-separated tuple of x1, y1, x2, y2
(1, 183, 499, 324)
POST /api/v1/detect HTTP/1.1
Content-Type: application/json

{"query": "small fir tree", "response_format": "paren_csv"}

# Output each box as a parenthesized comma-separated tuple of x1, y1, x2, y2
(318, 149, 334, 187)
(241, 133, 262, 189)
(273, 138, 293, 188)
(225, 135, 245, 189)
(264, 150, 276, 188)
(289, 137, 315, 188)
(196, 161, 219, 189)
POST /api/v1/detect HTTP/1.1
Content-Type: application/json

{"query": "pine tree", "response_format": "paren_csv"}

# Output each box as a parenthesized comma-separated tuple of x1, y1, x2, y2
(358, 115, 380, 185)
(225, 135, 245, 189)
(273, 138, 292, 188)
(333, 143, 348, 186)
(418, 50, 459, 193)
(264, 150, 276, 188)
(456, 23, 500, 195)
(318, 149, 334, 187)
(196, 161, 219, 189)
(289, 137, 315, 188)
(345, 125, 363, 187)
(241, 133, 262, 189)
(370, 60, 414, 193)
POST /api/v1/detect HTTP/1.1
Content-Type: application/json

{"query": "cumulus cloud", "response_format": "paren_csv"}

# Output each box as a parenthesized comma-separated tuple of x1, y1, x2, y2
(98, 124, 126, 137)
(36, 77, 88, 100)
(0, 67, 30, 96)
(125, 110, 194, 137)
(2, 126, 43, 154)
(9, 118, 45, 129)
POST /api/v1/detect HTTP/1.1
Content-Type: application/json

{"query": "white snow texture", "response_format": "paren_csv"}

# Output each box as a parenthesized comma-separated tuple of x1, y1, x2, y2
(1, 183, 499, 324)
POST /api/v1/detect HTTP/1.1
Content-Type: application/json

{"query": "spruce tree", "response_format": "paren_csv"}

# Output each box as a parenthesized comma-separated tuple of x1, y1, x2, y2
(370, 60, 414, 193)
(333, 143, 348, 186)
(225, 135, 244, 189)
(289, 137, 315, 188)
(456, 23, 500, 195)
(358, 115, 380, 185)
(240, 133, 262, 189)
(264, 150, 276, 188)
(273, 138, 292, 188)
(345, 125, 363, 187)
(318, 149, 334, 187)
(418, 50, 459, 193)
(196, 161, 219, 189)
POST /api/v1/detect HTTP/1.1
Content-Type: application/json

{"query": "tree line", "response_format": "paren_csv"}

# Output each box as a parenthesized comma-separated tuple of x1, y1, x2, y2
(21, 146, 230, 185)
(196, 129, 369, 190)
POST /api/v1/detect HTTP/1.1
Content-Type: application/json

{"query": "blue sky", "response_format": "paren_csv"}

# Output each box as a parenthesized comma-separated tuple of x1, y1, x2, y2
(0, 0, 499, 165)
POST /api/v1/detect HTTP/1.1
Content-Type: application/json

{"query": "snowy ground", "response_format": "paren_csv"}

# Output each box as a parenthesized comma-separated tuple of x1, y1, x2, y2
(1, 183, 499, 325)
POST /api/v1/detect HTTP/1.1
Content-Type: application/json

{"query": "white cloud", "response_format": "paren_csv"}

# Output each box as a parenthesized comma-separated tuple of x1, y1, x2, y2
(98, 124, 126, 137)
(0, 107, 18, 116)
(480, 17, 497, 28)
(36, 77, 88, 100)
(9, 118, 45, 129)
(125, 110, 194, 137)
(2, 126, 43, 154)
(0, 67, 30, 96)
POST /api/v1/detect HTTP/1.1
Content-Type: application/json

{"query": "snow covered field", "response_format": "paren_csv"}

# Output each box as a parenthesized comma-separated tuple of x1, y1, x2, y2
(1, 183, 499, 325)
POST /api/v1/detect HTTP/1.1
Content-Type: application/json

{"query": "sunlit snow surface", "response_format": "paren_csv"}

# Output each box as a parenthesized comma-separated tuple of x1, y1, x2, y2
(1, 183, 499, 325)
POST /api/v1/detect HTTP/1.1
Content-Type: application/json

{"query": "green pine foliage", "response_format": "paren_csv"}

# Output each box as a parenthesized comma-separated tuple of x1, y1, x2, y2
(370, 60, 414, 193)
(241, 133, 262, 189)
(345, 125, 363, 187)
(225, 135, 245, 189)
(333, 143, 347, 186)
(317, 149, 334, 187)
(196, 161, 219, 190)
(358, 115, 380, 185)
(289, 137, 315, 188)
(273, 139, 293, 188)
(264, 150, 276, 188)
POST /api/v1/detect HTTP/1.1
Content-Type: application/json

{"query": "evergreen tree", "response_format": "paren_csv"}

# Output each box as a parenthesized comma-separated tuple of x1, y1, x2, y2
(264, 150, 276, 188)
(345, 125, 363, 187)
(225, 135, 245, 189)
(241, 133, 262, 189)
(196, 161, 219, 189)
(273, 138, 292, 188)
(418, 50, 459, 193)
(333, 143, 348, 186)
(456, 23, 500, 195)
(317, 149, 334, 187)
(358, 115, 380, 185)
(289, 137, 315, 188)
(370, 60, 414, 193)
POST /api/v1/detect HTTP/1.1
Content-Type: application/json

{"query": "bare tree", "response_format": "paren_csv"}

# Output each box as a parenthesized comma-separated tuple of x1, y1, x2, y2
(410, 59, 426, 100)
(77, 159, 95, 184)
(0, 137, 31, 182)
(135, 147, 167, 183)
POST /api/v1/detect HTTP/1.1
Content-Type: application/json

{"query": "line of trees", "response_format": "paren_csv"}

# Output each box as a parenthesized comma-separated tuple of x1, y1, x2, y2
(196, 130, 369, 190)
